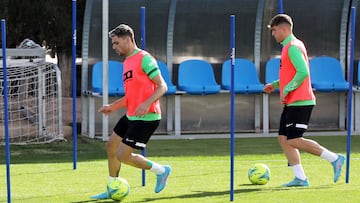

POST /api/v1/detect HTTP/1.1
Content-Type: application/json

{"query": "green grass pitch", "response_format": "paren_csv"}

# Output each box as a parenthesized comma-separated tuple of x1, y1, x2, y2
(1, 135, 359, 202)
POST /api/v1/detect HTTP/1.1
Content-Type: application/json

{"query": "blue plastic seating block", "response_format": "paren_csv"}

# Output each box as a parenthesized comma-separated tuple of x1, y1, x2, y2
(91, 60, 124, 96)
(265, 58, 280, 92)
(221, 58, 263, 94)
(358, 61, 360, 86)
(178, 59, 221, 95)
(309, 56, 349, 92)
(157, 60, 177, 95)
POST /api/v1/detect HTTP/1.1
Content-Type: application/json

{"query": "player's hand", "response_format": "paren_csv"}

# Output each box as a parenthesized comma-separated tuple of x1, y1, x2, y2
(280, 94, 287, 104)
(263, 83, 275, 93)
(98, 105, 113, 116)
(134, 102, 150, 117)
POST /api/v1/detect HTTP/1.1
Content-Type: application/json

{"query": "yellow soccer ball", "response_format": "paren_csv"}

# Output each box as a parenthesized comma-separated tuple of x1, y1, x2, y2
(107, 178, 130, 201)
(248, 163, 271, 185)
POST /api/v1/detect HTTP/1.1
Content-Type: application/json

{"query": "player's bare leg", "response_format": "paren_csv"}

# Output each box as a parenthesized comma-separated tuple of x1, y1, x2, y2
(107, 132, 122, 178)
(278, 135, 309, 187)
(116, 142, 150, 169)
(90, 132, 122, 200)
(278, 135, 301, 166)
(287, 137, 344, 182)
(116, 143, 171, 193)
(287, 137, 323, 156)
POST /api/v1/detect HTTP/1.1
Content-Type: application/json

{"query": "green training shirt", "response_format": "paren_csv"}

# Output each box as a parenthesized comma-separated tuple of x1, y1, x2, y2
(272, 35, 316, 106)
(126, 49, 162, 121)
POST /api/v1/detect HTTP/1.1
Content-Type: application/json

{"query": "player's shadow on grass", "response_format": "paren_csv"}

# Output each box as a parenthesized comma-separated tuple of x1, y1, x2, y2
(140, 188, 262, 202)
(70, 199, 120, 203)
(69, 184, 335, 203)
(139, 184, 335, 202)
(270, 184, 333, 191)
(62, 185, 257, 203)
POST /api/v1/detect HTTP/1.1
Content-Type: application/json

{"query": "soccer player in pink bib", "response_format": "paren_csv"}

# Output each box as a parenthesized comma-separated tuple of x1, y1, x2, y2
(264, 14, 345, 187)
(91, 24, 171, 199)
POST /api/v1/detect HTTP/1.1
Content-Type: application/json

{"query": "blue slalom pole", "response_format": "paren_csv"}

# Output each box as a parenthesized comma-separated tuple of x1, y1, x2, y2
(141, 6, 146, 50)
(72, 0, 77, 170)
(278, 0, 289, 168)
(2, 19, 12, 203)
(229, 15, 235, 202)
(140, 6, 146, 187)
(346, 6, 356, 184)
(278, 0, 283, 14)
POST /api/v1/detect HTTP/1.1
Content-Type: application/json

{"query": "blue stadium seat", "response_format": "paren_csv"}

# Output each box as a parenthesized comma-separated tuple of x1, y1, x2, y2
(221, 58, 263, 94)
(265, 58, 280, 84)
(92, 60, 125, 96)
(178, 59, 221, 95)
(309, 56, 349, 92)
(157, 61, 177, 95)
(265, 58, 280, 92)
(358, 61, 360, 86)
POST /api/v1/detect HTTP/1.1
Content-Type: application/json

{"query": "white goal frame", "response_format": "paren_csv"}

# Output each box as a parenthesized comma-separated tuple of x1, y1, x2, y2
(1, 58, 63, 144)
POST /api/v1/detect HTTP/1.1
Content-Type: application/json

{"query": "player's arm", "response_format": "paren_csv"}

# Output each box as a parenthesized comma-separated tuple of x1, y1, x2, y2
(134, 55, 167, 117)
(148, 73, 168, 103)
(283, 45, 309, 96)
(98, 96, 126, 116)
(263, 80, 279, 93)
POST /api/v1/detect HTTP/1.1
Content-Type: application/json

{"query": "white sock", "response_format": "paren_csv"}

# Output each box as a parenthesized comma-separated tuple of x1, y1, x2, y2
(109, 176, 118, 182)
(320, 149, 338, 163)
(291, 164, 307, 180)
(149, 162, 165, 175)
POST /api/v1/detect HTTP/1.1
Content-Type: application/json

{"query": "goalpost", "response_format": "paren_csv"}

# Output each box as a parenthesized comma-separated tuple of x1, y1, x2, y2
(0, 58, 64, 144)
(2, 15, 66, 202)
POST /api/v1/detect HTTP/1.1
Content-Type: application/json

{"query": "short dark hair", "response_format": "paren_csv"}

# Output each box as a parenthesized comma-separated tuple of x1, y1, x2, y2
(108, 24, 134, 40)
(268, 14, 293, 28)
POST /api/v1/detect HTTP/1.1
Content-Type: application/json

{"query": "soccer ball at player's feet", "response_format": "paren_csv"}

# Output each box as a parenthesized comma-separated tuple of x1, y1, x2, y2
(107, 178, 130, 201)
(248, 163, 271, 185)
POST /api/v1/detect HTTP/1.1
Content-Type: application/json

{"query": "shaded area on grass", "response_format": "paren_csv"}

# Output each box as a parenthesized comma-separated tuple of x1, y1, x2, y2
(0, 135, 358, 164)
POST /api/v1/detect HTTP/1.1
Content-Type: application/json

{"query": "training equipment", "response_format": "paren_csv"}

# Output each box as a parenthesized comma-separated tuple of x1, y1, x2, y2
(229, 14, 236, 201)
(107, 178, 130, 201)
(2, 18, 11, 203)
(141, 6, 147, 187)
(346, 7, 356, 184)
(0, 59, 63, 144)
(248, 163, 271, 185)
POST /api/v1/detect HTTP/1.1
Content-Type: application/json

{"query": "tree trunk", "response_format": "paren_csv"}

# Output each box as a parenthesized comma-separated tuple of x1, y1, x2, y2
(57, 52, 73, 97)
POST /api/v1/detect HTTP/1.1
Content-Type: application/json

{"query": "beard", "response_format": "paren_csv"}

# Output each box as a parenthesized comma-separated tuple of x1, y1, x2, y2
(116, 50, 125, 56)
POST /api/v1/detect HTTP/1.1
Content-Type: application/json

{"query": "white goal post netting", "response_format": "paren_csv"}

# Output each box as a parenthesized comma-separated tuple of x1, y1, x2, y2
(0, 59, 64, 144)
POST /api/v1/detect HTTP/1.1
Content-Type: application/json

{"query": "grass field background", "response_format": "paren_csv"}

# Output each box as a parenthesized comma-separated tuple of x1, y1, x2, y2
(1, 135, 359, 202)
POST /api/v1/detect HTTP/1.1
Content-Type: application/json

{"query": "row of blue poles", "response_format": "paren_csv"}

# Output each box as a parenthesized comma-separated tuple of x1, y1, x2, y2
(2, 2, 356, 203)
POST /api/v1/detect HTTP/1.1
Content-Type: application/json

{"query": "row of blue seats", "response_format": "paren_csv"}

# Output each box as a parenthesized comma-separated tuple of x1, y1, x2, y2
(91, 56, 350, 96)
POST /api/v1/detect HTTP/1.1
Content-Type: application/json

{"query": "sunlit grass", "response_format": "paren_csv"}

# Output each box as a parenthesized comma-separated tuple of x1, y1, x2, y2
(1, 135, 359, 202)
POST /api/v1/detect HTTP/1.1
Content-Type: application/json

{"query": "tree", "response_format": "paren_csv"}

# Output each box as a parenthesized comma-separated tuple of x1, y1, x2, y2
(0, 0, 86, 97)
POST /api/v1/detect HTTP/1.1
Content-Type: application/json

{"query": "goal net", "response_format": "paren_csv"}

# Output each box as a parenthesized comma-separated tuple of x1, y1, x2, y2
(0, 59, 63, 144)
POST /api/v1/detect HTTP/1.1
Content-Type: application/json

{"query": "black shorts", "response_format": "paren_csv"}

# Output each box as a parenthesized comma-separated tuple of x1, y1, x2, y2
(278, 105, 314, 140)
(113, 115, 160, 150)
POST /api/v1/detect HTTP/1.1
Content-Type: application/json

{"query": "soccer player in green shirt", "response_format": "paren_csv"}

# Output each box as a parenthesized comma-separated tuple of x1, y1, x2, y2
(264, 14, 345, 187)
(91, 24, 171, 199)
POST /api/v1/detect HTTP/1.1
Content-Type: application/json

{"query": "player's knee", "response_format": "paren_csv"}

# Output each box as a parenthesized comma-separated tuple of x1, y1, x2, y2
(277, 135, 287, 147)
(106, 141, 116, 152)
(106, 141, 122, 159)
(106, 133, 122, 152)
(286, 137, 304, 149)
(116, 150, 130, 163)
(116, 145, 133, 163)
